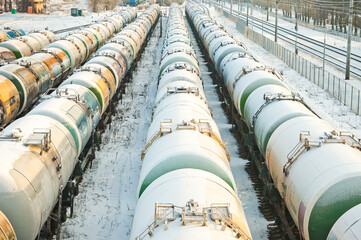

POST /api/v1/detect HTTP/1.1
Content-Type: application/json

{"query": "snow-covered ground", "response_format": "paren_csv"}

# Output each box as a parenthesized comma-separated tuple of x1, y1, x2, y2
(0, 12, 109, 32)
(208, 6, 361, 138)
(60, 17, 164, 239)
(0, 0, 125, 33)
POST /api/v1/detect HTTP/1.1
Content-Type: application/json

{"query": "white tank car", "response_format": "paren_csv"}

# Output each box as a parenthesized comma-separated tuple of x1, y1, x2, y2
(0, 115, 78, 240)
(131, 4, 253, 240)
(186, 2, 361, 240)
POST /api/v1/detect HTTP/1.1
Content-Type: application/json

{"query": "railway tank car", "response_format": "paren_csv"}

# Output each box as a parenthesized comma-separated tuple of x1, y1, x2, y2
(0, 5, 160, 240)
(0, 8, 137, 129)
(186, 2, 361, 240)
(0, 31, 56, 60)
(0, 29, 27, 43)
(130, 4, 252, 240)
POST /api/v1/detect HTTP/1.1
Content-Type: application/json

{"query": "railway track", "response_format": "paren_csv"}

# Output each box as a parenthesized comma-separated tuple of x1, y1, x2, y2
(212, 2, 361, 79)
(52, 24, 92, 34)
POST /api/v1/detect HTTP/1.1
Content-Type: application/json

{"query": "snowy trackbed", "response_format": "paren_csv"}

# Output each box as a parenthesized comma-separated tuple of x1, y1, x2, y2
(60, 17, 164, 240)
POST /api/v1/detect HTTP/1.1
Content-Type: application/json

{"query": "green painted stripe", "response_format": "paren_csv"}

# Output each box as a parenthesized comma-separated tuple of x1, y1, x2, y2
(240, 78, 286, 116)
(35, 68, 51, 94)
(116, 37, 135, 56)
(95, 62, 117, 86)
(50, 46, 72, 65)
(138, 154, 235, 198)
(51, 116, 80, 153)
(91, 32, 100, 50)
(89, 87, 103, 112)
(259, 112, 312, 155)
(0, 43, 22, 58)
(308, 176, 361, 240)
(74, 36, 89, 59)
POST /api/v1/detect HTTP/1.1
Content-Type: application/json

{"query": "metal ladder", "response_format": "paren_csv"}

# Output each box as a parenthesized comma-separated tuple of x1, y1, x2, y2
(134, 200, 252, 240)
(141, 119, 172, 160)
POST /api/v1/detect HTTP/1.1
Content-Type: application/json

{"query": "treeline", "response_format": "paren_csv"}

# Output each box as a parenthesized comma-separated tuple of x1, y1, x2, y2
(243, 0, 361, 36)
(89, 0, 119, 12)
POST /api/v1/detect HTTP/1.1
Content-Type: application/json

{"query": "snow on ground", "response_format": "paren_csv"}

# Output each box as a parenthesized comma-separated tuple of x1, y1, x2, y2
(0, 0, 123, 33)
(0, 8, 112, 33)
(187, 20, 270, 239)
(60, 18, 164, 239)
(47, 0, 90, 13)
(209, 6, 361, 139)
(0, 12, 108, 32)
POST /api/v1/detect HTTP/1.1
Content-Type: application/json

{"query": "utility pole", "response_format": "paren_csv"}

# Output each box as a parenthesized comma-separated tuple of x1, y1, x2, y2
(246, 0, 249, 26)
(323, 30, 326, 83)
(267, 0, 269, 21)
(251, 0, 254, 31)
(295, 0, 299, 54)
(345, 0, 354, 80)
(238, 0, 240, 12)
(295, 0, 299, 31)
(275, 0, 278, 42)
(262, 4, 264, 42)
(251, 0, 253, 15)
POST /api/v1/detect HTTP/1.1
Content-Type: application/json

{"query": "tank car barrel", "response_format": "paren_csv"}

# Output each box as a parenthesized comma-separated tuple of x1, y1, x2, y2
(0, 8, 139, 129)
(130, 4, 253, 240)
(186, 2, 361, 240)
(0, 6, 160, 240)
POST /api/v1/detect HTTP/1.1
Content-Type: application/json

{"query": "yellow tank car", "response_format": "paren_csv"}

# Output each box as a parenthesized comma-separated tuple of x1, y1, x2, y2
(0, 211, 16, 240)
(0, 76, 20, 127)
(0, 32, 10, 43)
(31, 0, 45, 13)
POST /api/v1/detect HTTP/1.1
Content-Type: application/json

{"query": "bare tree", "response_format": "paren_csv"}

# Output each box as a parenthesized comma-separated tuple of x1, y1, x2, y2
(89, 0, 100, 12)
(103, 0, 118, 10)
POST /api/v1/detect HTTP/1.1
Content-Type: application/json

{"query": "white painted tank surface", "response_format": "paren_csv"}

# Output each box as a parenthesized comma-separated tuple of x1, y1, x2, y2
(327, 204, 361, 240)
(121, 29, 143, 51)
(98, 42, 134, 71)
(93, 50, 127, 84)
(131, 4, 252, 240)
(27, 96, 93, 155)
(159, 48, 199, 75)
(219, 52, 257, 95)
(64, 36, 87, 63)
(243, 84, 315, 154)
(131, 169, 252, 240)
(158, 62, 201, 90)
(232, 69, 288, 115)
(112, 34, 138, 57)
(186, 3, 361, 240)
(212, 42, 246, 73)
(0, 7, 161, 239)
(47, 40, 82, 70)
(266, 116, 361, 240)
(208, 36, 235, 60)
(0, 39, 32, 58)
(20, 35, 41, 53)
(82, 63, 116, 97)
(92, 23, 112, 40)
(0, 115, 77, 240)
